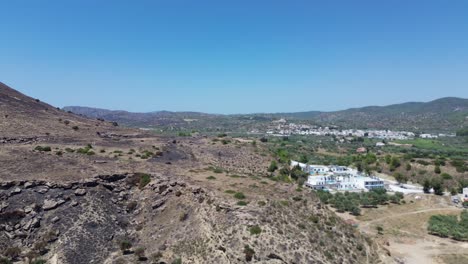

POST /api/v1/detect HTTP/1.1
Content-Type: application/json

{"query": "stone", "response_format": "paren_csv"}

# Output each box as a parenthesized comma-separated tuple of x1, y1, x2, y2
(24, 207, 33, 214)
(24, 182, 35, 188)
(51, 216, 60, 223)
(22, 219, 32, 230)
(74, 188, 87, 196)
(43, 199, 59, 210)
(11, 187, 22, 194)
(57, 199, 66, 205)
(36, 187, 49, 194)
(71, 201, 79, 207)
(152, 199, 166, 209)
(5, 231, 15, 239)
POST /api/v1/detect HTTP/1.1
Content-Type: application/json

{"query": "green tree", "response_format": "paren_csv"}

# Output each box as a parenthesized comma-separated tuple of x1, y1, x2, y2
(299, 155, 309, 164)
(406, 163, 412, 171)
(423, 178, 432, 193)
(432, 178, 444, 195)
(394, 172, 408, 184)
(268, 161, 278, 172)
(434, 165, 441, 174)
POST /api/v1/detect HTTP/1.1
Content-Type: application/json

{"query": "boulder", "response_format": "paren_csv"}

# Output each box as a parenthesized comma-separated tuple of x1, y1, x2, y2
(43, 200, 59, 210)
(11, 187, 22, 194)
(74, 188, 87, 196)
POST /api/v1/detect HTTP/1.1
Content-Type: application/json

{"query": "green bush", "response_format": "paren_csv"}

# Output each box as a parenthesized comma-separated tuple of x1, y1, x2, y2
(138, 174, 151, 189)
(34, 146, 51, 152)
(249, 225, 262, 235)
(119, 240, 132, 251)
(268, 160, 278, 172)
(213, 167, 223, 173)
(237, 201, 248, 206)
(234, 192, 246, 200)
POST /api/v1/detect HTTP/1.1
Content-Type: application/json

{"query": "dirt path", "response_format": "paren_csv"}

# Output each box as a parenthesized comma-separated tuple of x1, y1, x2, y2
(360, 207, 462, 228)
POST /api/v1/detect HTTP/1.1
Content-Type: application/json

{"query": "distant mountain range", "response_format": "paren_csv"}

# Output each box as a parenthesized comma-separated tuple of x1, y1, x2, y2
(64, 97, 468, 132)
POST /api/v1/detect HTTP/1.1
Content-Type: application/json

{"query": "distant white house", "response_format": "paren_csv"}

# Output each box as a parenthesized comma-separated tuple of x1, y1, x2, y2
(420, 134, 438, 139)
(462, 188, 468, 202)
(290, 160, 308, 170)
(376, 142, 385, 147)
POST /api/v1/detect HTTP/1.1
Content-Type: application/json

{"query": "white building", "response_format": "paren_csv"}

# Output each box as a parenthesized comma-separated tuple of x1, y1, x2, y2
(308, 165, 330, 174)
(462, 188, 468, 202)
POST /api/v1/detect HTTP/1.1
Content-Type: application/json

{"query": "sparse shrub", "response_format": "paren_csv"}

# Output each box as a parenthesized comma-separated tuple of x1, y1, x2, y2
(119, 240, 132, 252)
(3, 247, 21, 260)
(31, 260, 46, 264)
(33, 240, 47, 254)
(356, 244, 363, 251)
(309, 215, 319, 223)
(234, 192, 246, 200)
(179, 212, 189, 221)
(225, 190, 236, 194)
(376, 226, 384, 235)
(206, 176, 216, 180)
(172, 258, 182, 264)
(134, 247, 146, 261)
(65, 148, 74, 153)
(35, 146, 51, 152)
(0, 258, 11, 264)
(63, 120, 70, 125)
(249, 225, 262, 235)
(441, 173, 452, 180)
(237, 201, 248, 206)
(138, 174, 151, 189)
(257, 201, 266, 206)
(244, 245, 255, 262)
(267, 161, 278, 172)
(72, 126, 79, 131)
(150, 252, 163, 263)
(86, 151, 95, 155)
(292, 196, 302, 201)
(213, 167, 223, 173)
(127, 201, 138, 212)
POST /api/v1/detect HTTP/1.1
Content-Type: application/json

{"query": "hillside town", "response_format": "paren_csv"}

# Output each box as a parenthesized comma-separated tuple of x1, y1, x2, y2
(265, 120, 451, 139)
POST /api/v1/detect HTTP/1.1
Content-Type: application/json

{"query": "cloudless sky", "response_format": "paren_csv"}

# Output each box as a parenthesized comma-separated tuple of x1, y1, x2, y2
(1, 0, 467, 114)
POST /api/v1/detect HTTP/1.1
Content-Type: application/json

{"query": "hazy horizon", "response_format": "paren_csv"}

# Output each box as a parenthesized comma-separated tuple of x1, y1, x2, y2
(2, 1, 468, 114)
(59, 95, 466, 116)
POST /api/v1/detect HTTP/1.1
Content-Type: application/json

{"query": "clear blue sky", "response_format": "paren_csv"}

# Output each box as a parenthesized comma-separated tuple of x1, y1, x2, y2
(1, 0, 467, 114)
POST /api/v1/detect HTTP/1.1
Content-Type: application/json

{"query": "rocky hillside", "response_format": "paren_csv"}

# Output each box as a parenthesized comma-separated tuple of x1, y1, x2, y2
(0, 84, 385, 263)
(0, 82, 128, 139)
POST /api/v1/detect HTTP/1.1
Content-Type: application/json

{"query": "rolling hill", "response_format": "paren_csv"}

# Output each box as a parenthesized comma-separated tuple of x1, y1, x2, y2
(64, 97, 468, 132)
(0, 82, 127, 138)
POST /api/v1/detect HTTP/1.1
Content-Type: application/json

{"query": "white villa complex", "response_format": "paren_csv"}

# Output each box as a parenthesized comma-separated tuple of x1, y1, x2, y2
(291, 161, 385, 191)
